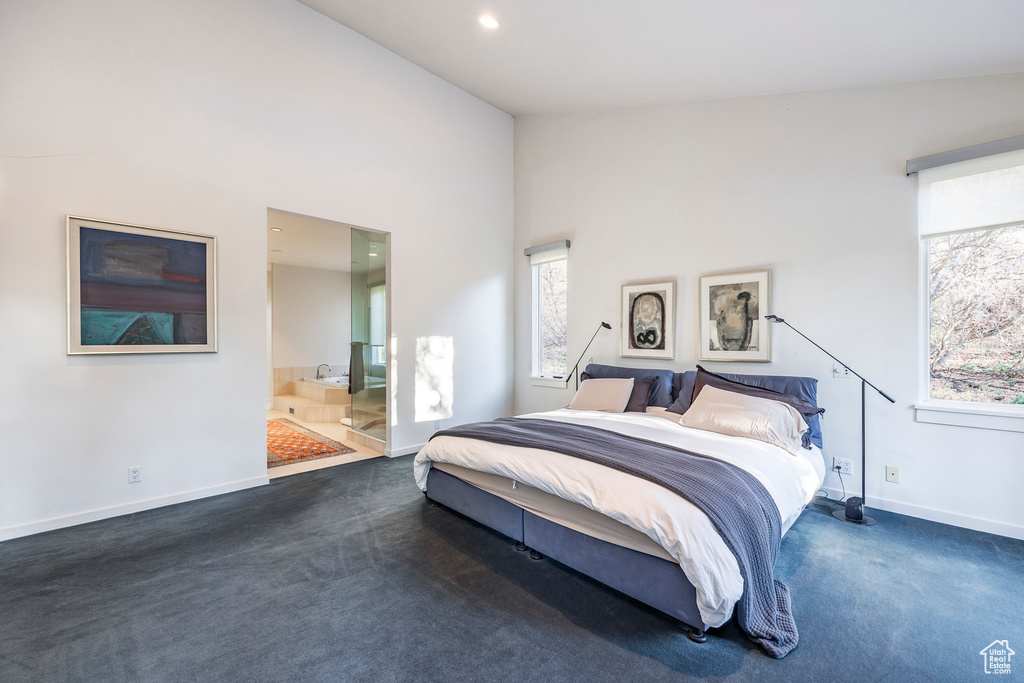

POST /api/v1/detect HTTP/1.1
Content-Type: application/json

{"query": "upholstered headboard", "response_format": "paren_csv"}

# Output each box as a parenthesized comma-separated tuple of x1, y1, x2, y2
(580, 363, 824, 448)
(672, 370, 823, 449)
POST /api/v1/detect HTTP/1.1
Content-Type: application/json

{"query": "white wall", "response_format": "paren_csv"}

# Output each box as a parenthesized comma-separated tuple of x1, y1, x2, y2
(0, 0, 513, 540)
(271, 264, 351, 373)
(514, 73, 1024, 539)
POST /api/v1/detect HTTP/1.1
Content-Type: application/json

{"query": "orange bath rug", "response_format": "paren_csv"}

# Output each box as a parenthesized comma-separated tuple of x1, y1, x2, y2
(267, 419, 356, 467)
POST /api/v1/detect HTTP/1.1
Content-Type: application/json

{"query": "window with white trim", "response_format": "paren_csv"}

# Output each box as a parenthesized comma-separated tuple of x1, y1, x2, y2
(918, 149, 1024, 410)
(529, 243, 568, 379)
(369, 283, 386, 366)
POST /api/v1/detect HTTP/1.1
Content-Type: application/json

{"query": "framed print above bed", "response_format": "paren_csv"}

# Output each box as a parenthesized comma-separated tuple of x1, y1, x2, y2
(621, 281, 675, 360)
(699, 269, 770, 362)
(66, 215, 217, 355)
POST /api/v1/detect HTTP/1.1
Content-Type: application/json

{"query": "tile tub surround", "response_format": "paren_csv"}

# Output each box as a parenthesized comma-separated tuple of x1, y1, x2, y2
(346, 428, 387, 455)
(273, 365, 348, 397)
(272, 393, 350, 423)
(291, 380, 350, 405)
(273, 365, 352, 422)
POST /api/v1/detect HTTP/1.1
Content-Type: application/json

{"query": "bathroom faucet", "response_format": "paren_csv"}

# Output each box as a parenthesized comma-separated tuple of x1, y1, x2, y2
(316, 364, 331, 380)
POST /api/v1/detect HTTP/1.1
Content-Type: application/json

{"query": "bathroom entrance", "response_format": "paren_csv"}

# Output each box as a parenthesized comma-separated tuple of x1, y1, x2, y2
(266, 210, 389, 477)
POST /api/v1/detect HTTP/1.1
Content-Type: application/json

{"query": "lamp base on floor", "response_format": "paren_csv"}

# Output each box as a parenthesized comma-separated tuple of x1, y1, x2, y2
(832, 508, 876, 526)
(832, 496, 876, 525)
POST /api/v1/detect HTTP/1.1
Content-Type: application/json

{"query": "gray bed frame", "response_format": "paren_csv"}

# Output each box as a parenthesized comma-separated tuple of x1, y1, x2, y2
(422, 365, 822, 645)
(425, 467, 709, 641)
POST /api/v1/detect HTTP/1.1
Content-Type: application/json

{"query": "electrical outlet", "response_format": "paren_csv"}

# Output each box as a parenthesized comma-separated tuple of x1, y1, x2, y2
(832, 365, 851, 379)
(433, 420, 440, 430)
(588, 357, 594, 365)
(832, 457, 853, 476)
(128, 466, 141, 484)
(885, 465, 900, 483)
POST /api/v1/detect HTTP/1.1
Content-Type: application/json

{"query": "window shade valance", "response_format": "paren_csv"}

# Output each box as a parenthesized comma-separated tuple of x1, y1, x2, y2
(907, 133, 1024, 176)
(917, 147, 1024, 237)
(525, 239, 570, 265)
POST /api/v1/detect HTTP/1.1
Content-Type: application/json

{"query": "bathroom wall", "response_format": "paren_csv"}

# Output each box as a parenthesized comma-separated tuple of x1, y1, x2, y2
(271, 263, 351, 388)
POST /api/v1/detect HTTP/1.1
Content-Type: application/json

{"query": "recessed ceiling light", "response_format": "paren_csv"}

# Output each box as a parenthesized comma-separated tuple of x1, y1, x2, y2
(271, 249, 282, 252)
(478, 15, 500, 29)
(271, 227, 282, 232)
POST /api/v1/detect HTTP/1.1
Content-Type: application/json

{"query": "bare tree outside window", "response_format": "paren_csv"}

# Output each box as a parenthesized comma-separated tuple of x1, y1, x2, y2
(538, 259, 567, 375)
(929, 223, 1024, 404)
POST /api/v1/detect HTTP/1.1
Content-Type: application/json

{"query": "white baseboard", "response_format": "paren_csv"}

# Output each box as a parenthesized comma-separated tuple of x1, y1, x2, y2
(0, 475, 270, 543)
(385, 443, 424, 458)
(816, 485, 1024, 540)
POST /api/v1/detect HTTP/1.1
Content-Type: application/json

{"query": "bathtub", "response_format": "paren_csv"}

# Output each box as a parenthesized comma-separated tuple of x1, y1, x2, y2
(308, 376, 349, 388)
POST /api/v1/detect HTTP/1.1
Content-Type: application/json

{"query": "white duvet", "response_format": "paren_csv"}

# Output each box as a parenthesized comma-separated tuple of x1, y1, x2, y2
(413, 408, 825, 628)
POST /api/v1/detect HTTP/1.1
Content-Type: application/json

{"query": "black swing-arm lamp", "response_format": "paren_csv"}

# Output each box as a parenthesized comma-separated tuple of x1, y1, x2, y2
(765, 315, 895, 526)
(564, 322, 612, 390)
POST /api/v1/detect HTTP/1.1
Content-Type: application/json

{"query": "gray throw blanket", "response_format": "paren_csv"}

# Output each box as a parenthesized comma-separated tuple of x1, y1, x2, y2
(431, 417, 798, 658)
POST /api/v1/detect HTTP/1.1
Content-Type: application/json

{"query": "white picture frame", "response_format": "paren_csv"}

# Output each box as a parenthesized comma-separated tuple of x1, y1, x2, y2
(699, 269, 770, 362)
(67, 215, 218, 355)
(620, 281, 675, 360)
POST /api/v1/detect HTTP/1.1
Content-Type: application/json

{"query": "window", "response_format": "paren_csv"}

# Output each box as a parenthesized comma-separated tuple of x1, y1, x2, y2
(528, 243, 568, 380)
(928, 225, 1024, 403)
(369, 283, 386, 366)
(918, 148, 1024, 426)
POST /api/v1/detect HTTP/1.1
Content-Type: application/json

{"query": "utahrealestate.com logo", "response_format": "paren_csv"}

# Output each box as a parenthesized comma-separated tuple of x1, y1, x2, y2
(980, 640, 1014, 675)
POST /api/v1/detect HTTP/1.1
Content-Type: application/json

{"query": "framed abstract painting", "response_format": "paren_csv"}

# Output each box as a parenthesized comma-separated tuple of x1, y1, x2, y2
(621, 281, 675, 360)
(699, 269, 770, 362)
(66, 215, 217, 354)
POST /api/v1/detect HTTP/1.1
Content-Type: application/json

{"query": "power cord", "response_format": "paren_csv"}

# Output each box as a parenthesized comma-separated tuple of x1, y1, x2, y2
(812, 465, 847, 507)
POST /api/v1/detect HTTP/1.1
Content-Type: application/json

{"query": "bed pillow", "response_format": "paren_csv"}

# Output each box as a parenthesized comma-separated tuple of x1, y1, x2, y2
(679, 385, 809, 456)
(669, 366, 824, 449)
(581, 373, 654, 413)
(692, 365, 824, 417)
(624, 377, 655, 413)
(567, 378, 635, 412)
(670, 369, 825, 449)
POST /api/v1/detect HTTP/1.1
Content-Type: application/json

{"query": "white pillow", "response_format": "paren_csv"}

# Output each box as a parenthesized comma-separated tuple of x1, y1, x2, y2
(567, 378, 635, 412)
(679, 385, 809, 456)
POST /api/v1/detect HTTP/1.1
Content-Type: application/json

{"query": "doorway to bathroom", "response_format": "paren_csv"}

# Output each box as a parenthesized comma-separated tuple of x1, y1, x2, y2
(266, 209, 389, 478)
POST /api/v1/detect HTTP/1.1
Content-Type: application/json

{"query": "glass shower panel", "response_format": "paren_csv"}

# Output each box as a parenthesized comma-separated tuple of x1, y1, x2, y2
(350, 228, 387, 442)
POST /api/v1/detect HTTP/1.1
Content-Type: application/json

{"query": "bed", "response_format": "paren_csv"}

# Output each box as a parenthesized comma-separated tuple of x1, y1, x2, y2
(413, 364, 825, 658)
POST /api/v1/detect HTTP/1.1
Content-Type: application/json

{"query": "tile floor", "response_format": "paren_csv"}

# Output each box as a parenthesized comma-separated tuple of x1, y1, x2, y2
(266, 409, 381, 479)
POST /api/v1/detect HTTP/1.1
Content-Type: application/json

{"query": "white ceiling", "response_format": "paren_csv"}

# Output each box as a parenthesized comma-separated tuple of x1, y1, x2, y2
(268, 209, 351, 272)
(299, 0, 1024, 116)
(268, 209, 386, 274)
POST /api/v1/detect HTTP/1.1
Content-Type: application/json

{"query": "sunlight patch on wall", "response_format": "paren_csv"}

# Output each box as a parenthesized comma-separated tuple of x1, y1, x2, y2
(390, 335, 399, 427)
(415, 336, 454, 422)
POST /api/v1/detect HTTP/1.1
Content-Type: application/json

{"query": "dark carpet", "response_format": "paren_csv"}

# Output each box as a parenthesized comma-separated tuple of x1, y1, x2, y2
(1, 455, 1021, 682)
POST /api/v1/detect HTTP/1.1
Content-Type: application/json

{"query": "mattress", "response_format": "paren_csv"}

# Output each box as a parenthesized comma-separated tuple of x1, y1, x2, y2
(433, 462, 675, 562)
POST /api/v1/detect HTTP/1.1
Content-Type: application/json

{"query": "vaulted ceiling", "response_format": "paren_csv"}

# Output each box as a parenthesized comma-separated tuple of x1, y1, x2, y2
(300, 0, 1024, 115)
